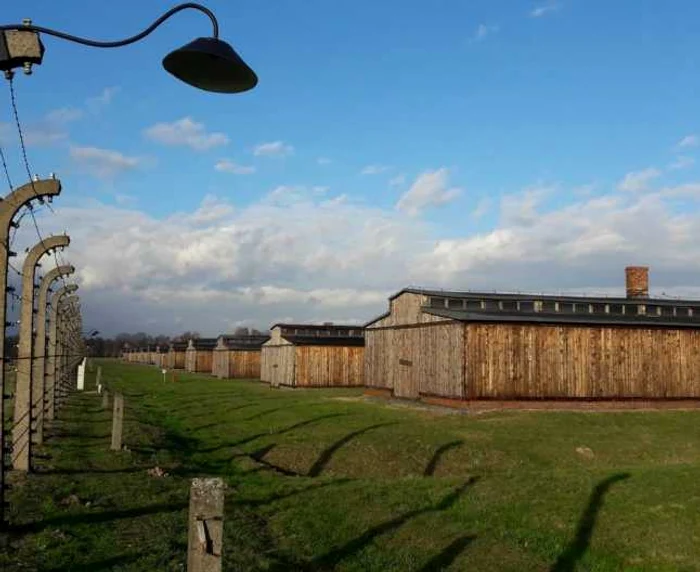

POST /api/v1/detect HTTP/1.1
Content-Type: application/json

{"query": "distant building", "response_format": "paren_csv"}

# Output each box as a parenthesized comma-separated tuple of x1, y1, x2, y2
(261, 323, 364, 388)
(365, 266, 700, 404)
(212, 334, 269, 379)
(185, 338, 218, 373)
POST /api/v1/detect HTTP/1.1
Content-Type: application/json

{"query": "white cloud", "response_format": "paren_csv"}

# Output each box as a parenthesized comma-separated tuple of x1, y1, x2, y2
(471, 24, 499, 43)
(669, 156, 695, 171)
(264, 185, 329, 206)
(114, 193, 136, 206)
(530, 2, 560, 17)
(617, 167, 661, 192)
(33, 166, 700, 336)
(215, 159, 256, 174)
(317, 157, 332, 165)
(0, 106, 83, 147)
(389, 174, 406, 187)
(144, 117, 229, 151)
(45, 107, 83, 124)
(471, 197, 491, 220)
(69, 145, 143, 179)
(677, 134, 698, 149)
(396, 168, 462, 216)
(361, 164, 391, 175)
(253, 141, 294, 157)
(86, 87, 119, 111)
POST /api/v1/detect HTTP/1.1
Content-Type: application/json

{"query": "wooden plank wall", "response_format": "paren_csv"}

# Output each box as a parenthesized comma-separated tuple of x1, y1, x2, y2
(173, 351, 186, 370)
(465, 323, 700, 398)
(364, 323, 464, 399)
(230, 350, 261, 379)
(212, 348, 229, 379)
(196, 351, 213, 373)
(295, 346, 364, 387)
(364, 330, 393, 390)
(369, 293, 452, 328)
(261, 345, 295, 387)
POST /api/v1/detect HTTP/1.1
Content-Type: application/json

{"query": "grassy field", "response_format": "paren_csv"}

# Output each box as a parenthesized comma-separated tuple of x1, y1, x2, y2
(2, 360, 699, 571)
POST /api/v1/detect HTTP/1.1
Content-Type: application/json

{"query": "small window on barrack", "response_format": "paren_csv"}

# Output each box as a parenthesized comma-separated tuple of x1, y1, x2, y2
(541, 300, 557, 312)
(609, 304, 624, 314)
(659, 306, 674, 317)
(483, 299, 499, 311)
(591, 303, 606, 314)
(500, 300, 517, 311)
(644, 305, 661, 317)
(429, 297, 445, 308)
(559, 302, 575, 313)
(465, 300, 482, 311)
(447, 298, 463, 310)
(518, 301, 535, 312)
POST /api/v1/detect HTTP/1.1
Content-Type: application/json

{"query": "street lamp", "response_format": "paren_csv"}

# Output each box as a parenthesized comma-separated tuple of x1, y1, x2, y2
(0, 2, 257, 93)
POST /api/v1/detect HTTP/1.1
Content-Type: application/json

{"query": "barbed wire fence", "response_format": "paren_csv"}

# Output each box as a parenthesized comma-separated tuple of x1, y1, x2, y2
(0, 72, 84, 529)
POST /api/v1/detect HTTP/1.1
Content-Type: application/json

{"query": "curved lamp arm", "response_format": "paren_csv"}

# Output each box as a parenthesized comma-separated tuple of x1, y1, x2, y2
(0, 2, 219, 46)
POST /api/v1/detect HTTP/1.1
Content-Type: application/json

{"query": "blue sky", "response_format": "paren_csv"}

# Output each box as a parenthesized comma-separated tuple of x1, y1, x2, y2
(3, 1, 700, 335)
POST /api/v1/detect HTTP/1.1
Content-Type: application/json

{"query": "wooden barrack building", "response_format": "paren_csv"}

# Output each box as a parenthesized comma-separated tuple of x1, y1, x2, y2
(164, 342, 187, 370)
(185, 338, 217, 373)
(261, 324, 365, 388)
(365, 266, 700, 403)
(212, 334, 269, 379)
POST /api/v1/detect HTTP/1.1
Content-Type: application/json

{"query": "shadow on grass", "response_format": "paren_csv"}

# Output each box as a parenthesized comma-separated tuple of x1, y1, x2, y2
(244, 444, 304, 477)
(241, 407, 284, 422)
(186, 404, 265, 433)
(310, 477, 479, 569)
(43, 553, 143, 571)
(13, 502, 187, 534)
(307, 423, 397, 477)
(36, 466, 148, 476)
(418, 535, 476, 571)
(550, 473, 631, 572)
(198, 413, 347, 454)
(231, 478, 354, 509)
(423, 440, 464, 477)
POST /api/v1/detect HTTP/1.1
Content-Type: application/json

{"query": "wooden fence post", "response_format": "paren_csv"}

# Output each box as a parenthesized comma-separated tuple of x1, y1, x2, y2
(110, 393, 123, 451)
(187, 478, 225, 572)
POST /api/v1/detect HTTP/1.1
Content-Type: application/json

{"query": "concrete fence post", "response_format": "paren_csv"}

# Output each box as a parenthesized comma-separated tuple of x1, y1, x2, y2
(110, 393, 124, 451)
(96, 366, 102, 391)
(101, 389, 109, 410)
(0, 178, 62, 522)
(12, 234, 70, 472)
(32, 264, 74, 446)
(187, 478, 225, 572)
(44, 284, 78, 423)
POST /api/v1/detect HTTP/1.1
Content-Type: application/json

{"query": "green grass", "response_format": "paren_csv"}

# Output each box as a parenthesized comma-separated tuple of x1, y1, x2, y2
(2, 359, 699, 571)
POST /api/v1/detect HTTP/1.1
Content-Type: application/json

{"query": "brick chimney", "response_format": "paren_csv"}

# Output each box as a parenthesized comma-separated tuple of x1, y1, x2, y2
(625, 266, 649, 299)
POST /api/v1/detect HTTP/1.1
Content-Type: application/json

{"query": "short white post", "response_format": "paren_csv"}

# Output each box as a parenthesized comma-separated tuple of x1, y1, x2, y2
(76, 358, 86, 391)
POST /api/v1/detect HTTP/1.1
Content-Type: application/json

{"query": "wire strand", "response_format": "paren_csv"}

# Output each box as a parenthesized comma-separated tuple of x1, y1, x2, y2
(0, 144, 13, 190)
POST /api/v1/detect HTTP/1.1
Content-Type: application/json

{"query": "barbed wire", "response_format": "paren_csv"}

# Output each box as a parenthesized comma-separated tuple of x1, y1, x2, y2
(0, 144, 12, 190)
(5, 77, 77, 299)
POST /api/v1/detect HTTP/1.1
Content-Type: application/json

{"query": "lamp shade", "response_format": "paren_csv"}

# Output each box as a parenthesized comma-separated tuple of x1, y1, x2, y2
(162, 37, 257, 94)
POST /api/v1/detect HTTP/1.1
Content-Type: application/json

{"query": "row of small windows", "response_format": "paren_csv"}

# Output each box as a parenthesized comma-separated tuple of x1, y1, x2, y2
(281, 328, 361, 337)
(429, 296, 698, 318)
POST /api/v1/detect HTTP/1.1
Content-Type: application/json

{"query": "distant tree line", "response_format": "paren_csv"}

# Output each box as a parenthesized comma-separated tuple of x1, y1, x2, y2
(85, 327, 268, 358)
